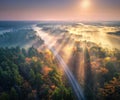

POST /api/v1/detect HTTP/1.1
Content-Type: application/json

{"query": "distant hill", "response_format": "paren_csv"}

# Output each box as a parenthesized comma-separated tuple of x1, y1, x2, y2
(107, 31, 120, 36)
(0, 29, 44, 48)
(0, 21, 36, 29)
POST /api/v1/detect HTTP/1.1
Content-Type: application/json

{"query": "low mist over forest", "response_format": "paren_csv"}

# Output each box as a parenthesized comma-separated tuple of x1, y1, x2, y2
(0, 21, 120, 100)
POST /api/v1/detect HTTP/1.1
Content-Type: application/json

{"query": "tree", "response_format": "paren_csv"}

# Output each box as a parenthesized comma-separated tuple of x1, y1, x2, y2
(99, 76, 120, 100)
(10, 87, 18, 100)
(0, 92, 9, 100)
(35, 73, 43, 89)
(29, 69, 35, 85)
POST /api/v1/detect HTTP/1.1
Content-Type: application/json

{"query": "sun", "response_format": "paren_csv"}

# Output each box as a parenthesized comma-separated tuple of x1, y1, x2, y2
(81, 0, 90, 9)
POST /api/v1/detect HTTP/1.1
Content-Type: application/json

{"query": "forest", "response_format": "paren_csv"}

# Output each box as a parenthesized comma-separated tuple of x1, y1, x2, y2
(0, 47, 74, 100)
(0, 22, 120, 100)
(82, 41, 120, 100)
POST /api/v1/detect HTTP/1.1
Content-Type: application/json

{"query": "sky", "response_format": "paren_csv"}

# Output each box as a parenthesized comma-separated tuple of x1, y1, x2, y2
(0, 0, 120, 21)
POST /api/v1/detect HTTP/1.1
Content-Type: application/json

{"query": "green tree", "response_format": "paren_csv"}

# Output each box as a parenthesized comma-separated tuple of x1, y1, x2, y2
(10, 87, 18, 100)
(0, 92, 9, 100)
(29, 69, 35, 85)
(35, 73, 43, 89)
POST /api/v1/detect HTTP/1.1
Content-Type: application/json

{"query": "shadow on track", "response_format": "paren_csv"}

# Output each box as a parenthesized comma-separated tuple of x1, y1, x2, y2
(84, 48, 94, 100)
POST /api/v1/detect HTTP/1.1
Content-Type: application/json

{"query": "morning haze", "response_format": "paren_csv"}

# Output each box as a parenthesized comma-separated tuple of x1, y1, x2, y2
(0, 0, 120, 21)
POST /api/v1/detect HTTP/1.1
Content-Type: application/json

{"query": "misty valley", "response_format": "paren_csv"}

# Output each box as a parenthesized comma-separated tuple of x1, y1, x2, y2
(0, 21, 120, 100)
